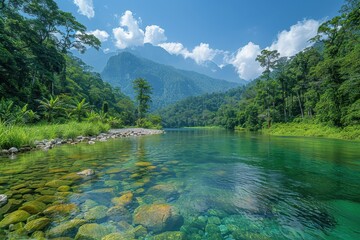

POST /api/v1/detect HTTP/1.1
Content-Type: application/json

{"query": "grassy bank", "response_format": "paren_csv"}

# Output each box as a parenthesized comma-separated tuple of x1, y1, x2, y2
(263, 122, 360, 141)
(0, 121, 110, 150)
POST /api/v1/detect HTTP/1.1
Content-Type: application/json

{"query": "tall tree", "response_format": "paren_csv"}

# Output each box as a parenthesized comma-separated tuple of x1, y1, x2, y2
(133, 78, 152, 119)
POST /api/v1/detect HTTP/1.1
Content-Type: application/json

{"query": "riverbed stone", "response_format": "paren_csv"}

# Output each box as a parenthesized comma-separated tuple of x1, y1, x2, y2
(24, 217, 51, 233)
(19, 200, 47, 214)
(132, 225, 147, 238)
(151, 231, 185, 240)
(0, 194, 8, 207)
(0, 210, 30, 228)
(8, 147, 18, 154)
(43, 203, 79, 216)
(102, 231, 135, 240)
(60, 173, 83, 181)
(36, 195, 64, 204)
(106, 205, 131, 222)
(133, 204, 184, 233)
(84, 205, 108, 221)
(74, 223, 115, 240)
(111, 192, 133, 206)
(148, 184, 179, 200)
(77, 169, 95, 176)
(57, 185, 71, 192)
(135, 161, 152, 167)
(46, 219, 86, 238)
(45, 180, 73, 188)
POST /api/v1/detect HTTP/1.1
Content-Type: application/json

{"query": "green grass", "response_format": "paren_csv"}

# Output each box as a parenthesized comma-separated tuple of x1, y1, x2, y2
(0, 121, 110, 150)
(263, 122, 360, 141)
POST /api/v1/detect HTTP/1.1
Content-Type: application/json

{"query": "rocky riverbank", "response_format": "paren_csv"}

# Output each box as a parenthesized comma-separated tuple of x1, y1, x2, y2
(0, 128, 164, 156)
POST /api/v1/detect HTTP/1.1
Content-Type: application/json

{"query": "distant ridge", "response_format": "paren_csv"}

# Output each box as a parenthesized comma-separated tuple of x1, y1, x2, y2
(101, 52, 241, 109)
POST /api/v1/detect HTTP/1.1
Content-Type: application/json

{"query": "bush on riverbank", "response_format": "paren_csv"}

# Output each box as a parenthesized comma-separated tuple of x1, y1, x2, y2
(263, 122, 360, 141)
(0, 121, 110, 150)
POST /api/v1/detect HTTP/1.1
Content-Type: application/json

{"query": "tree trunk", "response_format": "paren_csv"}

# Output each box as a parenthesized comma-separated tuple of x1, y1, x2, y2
(296, 91, 304, 118)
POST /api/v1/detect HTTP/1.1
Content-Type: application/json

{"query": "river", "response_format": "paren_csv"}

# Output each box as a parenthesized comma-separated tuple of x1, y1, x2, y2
(0, 129, 359, 239)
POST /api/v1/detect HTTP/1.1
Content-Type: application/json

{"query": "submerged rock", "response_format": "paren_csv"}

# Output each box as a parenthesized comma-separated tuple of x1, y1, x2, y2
(43, 203, 79, 216)
(45, 180, 73, 188)
(0, 210, 30, 228)
(101, 232, 135, 240)
(133, 204, 183, 233)
(0, 194, 8, 207)
(24, 217, 51, 233)
(75, 223, 115, 240)
(111, 192, 133, 206)
(151, 231, 185, 240)
(84, 205, 108, 221)
(19, 200, 47, 214)
(46, 219, 86, 238)
(77, 169, 95, 176)
(106, 205, 131, 222)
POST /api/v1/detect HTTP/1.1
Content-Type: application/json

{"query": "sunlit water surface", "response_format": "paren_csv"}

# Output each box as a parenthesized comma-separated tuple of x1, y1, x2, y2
(0, 129, 359, 239)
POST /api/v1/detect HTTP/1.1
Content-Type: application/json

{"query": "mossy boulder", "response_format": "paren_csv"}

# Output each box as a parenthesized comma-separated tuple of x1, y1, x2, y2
(46, 219, 86, 238)
(19, 200, 47, 214)
(57, 185, 71, 192)
(106, 205, 131, 222)
(111, 192, 133, 206)
(84, 205, 108, 221)
(43, 203, 79, 216)
(132, 225, 147, 238)
(36, 195, 64, 204)
(24, 217, 51, 233)
(101, 232, 135, 240)
(45, 180, 73, 188)
(133, 204, 183, 233)
(0, 210, 30, 228)
(151, 231, 185, 240)
(74, 223, 115, 240)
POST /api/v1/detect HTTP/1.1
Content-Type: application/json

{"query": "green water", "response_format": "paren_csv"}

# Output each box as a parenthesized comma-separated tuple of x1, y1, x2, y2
(0, 129, 359, 239)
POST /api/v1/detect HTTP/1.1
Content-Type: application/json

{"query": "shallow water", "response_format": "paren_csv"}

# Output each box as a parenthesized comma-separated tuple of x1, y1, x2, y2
(0, 129, 359, 239)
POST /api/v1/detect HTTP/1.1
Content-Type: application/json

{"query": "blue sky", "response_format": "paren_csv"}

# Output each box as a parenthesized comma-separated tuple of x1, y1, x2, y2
(56, 0, 344, 80)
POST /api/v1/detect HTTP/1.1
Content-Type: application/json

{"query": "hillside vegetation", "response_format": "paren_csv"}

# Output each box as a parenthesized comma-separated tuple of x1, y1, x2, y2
(160, 1, 360, 139)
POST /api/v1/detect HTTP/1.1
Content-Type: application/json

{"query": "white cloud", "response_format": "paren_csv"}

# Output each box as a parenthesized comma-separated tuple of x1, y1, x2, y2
(187, 43, 218, 64)
(230, 42, 263, 80)
(159, 42, 219, 64)
(113, 10, 145, 49)
(88, 29, 109, 42)
(74, 0, 94, 19)
(270, 19, 320, 57)
(144, 25, 167, 45)
(158, 42, 188, 55)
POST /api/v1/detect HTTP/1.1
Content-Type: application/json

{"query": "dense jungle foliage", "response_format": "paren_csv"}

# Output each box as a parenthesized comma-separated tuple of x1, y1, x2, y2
(0, 0, 136, 127)
(160, 0, 360, 134)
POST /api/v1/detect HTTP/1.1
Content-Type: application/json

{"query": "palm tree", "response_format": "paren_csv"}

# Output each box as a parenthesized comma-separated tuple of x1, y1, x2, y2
(70, 98, 90, 122)
(37, 96, 63, 122)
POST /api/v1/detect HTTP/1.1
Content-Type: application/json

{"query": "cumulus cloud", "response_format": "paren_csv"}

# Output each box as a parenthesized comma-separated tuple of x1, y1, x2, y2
(144, 25, 167, 45)
(230, 42, 263, 80)
(159, 42, 219, 64)
(113, 10, 145, 49)
(74, 0, 94, 19)
(88, 29, 109, 42)
(270, 19, 320, 57)
(187, 43, 218, 64)
(158, 42, 188, 55)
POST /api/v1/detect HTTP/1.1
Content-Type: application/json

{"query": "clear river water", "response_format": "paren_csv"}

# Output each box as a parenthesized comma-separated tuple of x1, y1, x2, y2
(0, 129, 359, 239)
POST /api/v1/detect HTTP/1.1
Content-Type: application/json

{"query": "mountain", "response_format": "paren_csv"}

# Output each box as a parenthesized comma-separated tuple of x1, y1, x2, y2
(74, 44, 247, 84)
(119, 44, 246, 84)
(101, 52, 241, 109)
